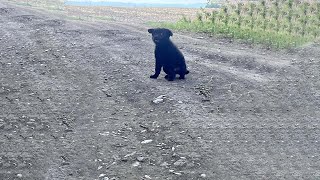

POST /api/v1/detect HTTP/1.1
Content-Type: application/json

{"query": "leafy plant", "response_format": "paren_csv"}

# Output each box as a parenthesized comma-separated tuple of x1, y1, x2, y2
(162, 0, 320, 48)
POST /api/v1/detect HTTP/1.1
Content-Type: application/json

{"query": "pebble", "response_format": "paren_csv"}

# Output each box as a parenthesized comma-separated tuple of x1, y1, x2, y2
(153, 98, 163, 103)
(141, 139, 153, 144)
(137, 156, 145, 162)
(144, 175, 152, 179)
(152, 95, 166, 104)
(173, 159, 187, 167)
(132, 161, 140, 167)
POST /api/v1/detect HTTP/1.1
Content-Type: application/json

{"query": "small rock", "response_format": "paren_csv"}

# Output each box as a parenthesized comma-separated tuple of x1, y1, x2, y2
(174, 159, 187, 167)
(17, 174, 23, 178)
(141, 139, 153, 144)
(99, 174, 106, 178)
(152, 98, 163, 103)
(152, 95, 165, 104)
(132, 161, 140, 167)
(137, 156, 145, 162)
(144, 175, 152, 179)
(200, 173, 207, 178)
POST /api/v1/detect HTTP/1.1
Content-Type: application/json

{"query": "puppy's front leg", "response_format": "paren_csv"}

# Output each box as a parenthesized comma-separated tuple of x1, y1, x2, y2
(150, 62, 162, 79)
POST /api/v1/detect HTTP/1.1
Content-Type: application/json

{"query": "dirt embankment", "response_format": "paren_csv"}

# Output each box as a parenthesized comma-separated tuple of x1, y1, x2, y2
(0, 1, 319, 180)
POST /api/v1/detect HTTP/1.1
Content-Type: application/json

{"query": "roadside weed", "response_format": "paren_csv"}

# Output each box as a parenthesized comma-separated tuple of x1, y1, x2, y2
(158, 0, 320, 49)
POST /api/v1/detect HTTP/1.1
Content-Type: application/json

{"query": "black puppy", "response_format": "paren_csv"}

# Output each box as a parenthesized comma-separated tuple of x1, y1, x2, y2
(148, 28, 189, 81)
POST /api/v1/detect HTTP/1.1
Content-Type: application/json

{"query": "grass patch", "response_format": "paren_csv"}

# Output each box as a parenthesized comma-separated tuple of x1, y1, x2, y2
(149, 20, 313, 49)
(150, 0, 320, 49)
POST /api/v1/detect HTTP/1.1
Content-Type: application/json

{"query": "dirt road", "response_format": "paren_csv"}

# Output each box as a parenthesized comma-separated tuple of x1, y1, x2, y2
(0, 2, 319, 180)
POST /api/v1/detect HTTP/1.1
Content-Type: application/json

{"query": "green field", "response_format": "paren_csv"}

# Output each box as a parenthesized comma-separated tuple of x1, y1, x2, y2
(155, 0, 320, 49)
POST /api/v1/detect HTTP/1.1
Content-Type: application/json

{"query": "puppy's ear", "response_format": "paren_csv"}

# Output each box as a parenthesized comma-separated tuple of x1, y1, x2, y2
(167, 29, 173, 37)
(148, 29, 154, 34)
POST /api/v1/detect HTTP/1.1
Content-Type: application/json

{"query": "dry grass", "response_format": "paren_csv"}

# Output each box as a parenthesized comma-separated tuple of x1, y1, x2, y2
(64, 5, 201, 24)
(8, 0, 64, 9)
(8, 0, 203, 24)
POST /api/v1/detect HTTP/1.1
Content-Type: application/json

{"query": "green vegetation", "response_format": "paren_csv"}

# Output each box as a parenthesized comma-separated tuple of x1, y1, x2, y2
(156, 0, 320, 49)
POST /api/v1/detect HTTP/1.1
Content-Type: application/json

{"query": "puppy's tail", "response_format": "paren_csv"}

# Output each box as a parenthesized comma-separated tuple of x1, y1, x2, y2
(185, 70, 190, 74)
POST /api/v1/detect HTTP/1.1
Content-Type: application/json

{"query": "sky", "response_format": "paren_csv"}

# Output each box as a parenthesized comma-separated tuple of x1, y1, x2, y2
(72, 0, 207, 4)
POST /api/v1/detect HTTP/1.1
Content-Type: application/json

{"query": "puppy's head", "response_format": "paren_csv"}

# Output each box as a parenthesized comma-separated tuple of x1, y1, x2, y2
(148, 28, 173, 44)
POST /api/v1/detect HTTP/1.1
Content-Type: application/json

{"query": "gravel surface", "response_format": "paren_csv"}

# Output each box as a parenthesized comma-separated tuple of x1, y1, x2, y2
(0, 2, 319, 180)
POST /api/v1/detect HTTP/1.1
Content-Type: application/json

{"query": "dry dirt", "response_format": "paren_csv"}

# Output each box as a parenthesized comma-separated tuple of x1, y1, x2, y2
(0, 1, 320, 180)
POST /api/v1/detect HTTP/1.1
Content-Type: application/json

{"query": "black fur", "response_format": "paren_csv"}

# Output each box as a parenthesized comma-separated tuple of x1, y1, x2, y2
(148, 28, 189, 81)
